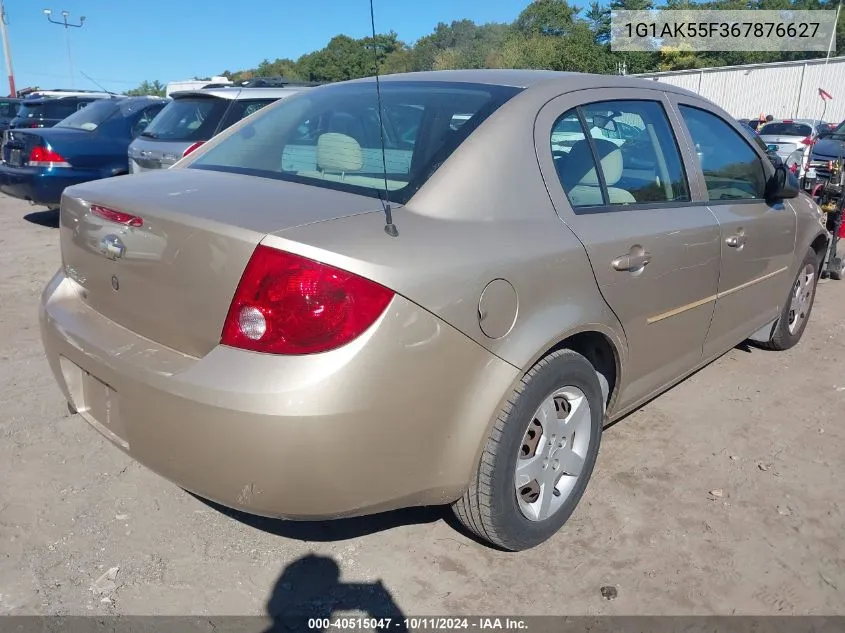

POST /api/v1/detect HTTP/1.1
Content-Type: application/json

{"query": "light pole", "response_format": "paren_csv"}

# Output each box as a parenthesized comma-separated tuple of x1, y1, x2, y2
(43, 9, 85, 88)
(0, 0, 16, 97)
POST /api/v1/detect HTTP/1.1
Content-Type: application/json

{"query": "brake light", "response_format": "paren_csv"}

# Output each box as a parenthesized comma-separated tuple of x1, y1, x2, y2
(801, 137, 814, 145)
(28, 146, 71, 167)
(182, 141, 204, 157)
(221, 245, 394, 355)
(90, 204, 143, 228)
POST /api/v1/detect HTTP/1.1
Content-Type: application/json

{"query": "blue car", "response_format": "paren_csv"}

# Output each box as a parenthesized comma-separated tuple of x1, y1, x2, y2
(0, 96, 167, 209)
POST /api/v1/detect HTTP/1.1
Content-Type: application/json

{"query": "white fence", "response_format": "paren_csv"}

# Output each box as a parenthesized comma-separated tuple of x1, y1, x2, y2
(633, 55, 845, 123)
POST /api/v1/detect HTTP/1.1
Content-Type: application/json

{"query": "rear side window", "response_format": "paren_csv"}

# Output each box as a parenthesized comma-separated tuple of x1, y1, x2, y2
(141, 97, 229, 141)
(758, 122, 813, 137)
(551, 99, 690, 209)
(679, 105, 767, 201)
(188, 81, 521, 205)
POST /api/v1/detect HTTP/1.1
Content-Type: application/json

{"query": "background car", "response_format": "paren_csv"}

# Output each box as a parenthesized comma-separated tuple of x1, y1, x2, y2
(758, 119, 828, 162)
(0, 96, 167, 209)
(39, 71, 828, 552)
(127, 85, 310, 173)
(804, 121, 845, 183)
(0, 98, 21, 131)
(9, 94, 110, 129)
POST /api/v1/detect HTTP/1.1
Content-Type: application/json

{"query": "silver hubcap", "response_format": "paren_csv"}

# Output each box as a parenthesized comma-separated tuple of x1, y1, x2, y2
(515, 387, 592, 522)
(788, 264, 815, 335)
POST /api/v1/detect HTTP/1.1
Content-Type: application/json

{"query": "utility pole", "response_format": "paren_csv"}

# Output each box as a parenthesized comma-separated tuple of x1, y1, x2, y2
(43, 9, 85, 88)
(0, 0, 16, 97)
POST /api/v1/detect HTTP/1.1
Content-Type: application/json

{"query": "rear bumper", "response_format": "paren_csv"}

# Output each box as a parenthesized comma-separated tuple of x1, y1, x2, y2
(0, 165, 104, 207)
(39, 271, 519, 520)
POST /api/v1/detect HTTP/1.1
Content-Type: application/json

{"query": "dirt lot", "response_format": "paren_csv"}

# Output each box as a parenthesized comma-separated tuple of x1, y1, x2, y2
(0, 192, 843, 619)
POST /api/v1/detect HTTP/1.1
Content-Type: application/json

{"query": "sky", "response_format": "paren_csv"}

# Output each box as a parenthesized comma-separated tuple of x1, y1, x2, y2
(1, 0, 530, 95)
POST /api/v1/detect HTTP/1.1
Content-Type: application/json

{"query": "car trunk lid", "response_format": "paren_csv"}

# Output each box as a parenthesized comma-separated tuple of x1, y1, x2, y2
(59, 168, 381, 358)
(2, 129, 44, 166)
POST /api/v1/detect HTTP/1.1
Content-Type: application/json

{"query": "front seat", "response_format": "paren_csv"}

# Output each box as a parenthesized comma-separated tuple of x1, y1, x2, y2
(560, 138, 636, 207)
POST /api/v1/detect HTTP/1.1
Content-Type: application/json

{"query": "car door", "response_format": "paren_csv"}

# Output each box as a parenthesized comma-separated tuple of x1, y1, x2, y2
(535, 88, 722, 410)
(669, 99, 797, 358)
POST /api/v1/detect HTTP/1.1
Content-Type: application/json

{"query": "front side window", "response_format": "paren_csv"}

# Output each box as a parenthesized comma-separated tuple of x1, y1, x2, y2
(679, 105, 767, 201)
(551, 99, 690, 209)
(188, 81, 521, 205)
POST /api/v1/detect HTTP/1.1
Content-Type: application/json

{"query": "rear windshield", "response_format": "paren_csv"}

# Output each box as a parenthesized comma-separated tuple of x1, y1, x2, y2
(759, 122, 813, 137)
(15, 99, 94, 121)
(55, 99, 120, 131)
(141, 96, 228, 141)
(188, 81, 521, 205)
(0, 101, 19, 118)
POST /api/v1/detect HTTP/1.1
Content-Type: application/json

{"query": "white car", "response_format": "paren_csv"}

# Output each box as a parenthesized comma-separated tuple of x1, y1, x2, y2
(758, 119, 828, 162)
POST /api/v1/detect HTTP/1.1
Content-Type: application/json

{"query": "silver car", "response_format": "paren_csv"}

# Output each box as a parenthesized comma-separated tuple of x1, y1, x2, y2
(127, 86, 308, 173)
(758, 119, 828, 162)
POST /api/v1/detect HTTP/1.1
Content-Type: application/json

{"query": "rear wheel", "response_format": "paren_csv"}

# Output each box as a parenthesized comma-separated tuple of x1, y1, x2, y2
(452, 349, 603, 551)
(762, 248, 819, 351)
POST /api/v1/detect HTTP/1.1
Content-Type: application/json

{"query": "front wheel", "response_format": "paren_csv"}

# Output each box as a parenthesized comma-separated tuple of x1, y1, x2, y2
(762, 248, 819, 351)
(452, 349, 603, 551)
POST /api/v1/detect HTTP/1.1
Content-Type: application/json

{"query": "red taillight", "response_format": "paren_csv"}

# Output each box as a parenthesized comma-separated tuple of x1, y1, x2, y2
(182, 141, 204, 157)
(90, 204, 143, 227)
(28, 145, 70, 167)
(221, 245, 394, 355)
(801, 137, 814, 145)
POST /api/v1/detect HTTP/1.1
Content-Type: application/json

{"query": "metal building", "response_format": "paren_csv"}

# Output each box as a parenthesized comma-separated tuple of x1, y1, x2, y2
(633, 55, 845, 123)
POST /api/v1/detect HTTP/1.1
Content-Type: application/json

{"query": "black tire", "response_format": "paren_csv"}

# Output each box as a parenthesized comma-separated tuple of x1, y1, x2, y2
(761, 248, 820, 351)
(452, 349, 603, 551)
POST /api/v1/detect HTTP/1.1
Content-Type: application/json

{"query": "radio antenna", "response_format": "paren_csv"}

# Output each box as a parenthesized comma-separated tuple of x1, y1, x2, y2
(369, 0, 398, 237)
(80, 71, 117, 96)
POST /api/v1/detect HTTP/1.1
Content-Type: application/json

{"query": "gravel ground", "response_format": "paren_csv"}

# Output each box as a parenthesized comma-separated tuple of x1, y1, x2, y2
(0, 194, 843, 619)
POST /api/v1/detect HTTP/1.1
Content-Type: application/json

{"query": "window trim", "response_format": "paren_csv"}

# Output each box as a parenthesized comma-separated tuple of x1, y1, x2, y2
(676, 102, 769, 204)
(549, 98, 694, 215)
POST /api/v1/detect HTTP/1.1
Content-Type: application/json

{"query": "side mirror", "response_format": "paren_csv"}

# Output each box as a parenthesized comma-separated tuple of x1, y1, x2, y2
(766, 163, 800, 201)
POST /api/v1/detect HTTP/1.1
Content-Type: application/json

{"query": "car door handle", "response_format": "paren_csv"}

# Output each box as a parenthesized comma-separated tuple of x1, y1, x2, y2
(726, 234, 747, 248)
(612, 252, 652, 271)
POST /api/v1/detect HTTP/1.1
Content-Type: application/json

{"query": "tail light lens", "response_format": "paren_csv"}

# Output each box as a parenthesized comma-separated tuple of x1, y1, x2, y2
(801, 137, 814, 146)
(182, 141, 204, 157)
(28, 146, 71, 167)
(221, 245, 394, 355)
(90, 204, 143, 227)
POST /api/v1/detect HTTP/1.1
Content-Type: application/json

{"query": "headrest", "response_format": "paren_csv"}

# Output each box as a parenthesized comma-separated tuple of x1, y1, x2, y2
(317, 133, 363, 173)
(561, 138, 625, 188)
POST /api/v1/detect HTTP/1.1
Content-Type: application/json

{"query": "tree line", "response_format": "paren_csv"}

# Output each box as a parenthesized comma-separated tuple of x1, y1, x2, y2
(126, 0, 845, 95)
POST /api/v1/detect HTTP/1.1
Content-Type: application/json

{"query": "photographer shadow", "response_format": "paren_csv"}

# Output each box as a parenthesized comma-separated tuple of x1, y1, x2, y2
(264, 553, 408, 632)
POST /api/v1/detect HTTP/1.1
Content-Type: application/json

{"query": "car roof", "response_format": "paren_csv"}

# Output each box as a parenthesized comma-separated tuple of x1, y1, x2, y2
(169, 86, 310, 100)
(338, 69, 703, 100)
(19, 95, 117, 105)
